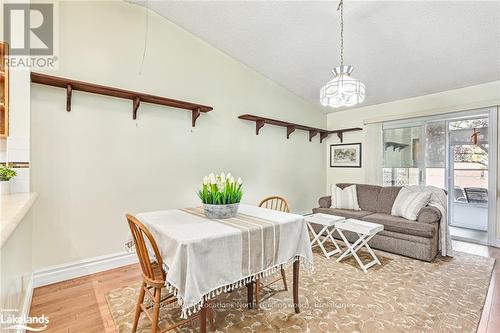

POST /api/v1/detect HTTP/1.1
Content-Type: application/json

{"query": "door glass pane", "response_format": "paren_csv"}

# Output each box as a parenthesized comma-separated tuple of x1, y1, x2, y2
(452, 142, 489, 204)
(449, 118, 489, 204)
(449, 118, 488, 232)
(425, 121, 446, 189)
(383, 127, 421, 186)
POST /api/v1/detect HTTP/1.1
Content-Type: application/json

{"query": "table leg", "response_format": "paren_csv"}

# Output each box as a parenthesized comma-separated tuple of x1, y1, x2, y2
(307, 223, 340, 258)
(308, 223, 327, 247)
(199, 305, 207, 333)
(207, 299, 216, 331)
(337, 231, 381, 273)
(255, 279, 261, 309)
(293, 259, 300, 314)
(336, 229, 363, 261)
(324, 227, 341, 256)
(358, 233, 381, 265)
(246, 282, 253, 309)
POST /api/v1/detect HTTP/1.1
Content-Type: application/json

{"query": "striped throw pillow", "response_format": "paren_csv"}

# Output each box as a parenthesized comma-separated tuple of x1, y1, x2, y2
(391, 188, 431, 220)
(331, 185, 361, 211)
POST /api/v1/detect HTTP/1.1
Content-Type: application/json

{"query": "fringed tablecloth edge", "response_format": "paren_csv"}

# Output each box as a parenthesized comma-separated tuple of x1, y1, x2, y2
(125, 240, 313, 319)
(170, 254, 314, 318)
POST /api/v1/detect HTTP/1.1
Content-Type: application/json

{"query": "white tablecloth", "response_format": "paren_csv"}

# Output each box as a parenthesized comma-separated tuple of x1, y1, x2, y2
(127, 204, 313, 317)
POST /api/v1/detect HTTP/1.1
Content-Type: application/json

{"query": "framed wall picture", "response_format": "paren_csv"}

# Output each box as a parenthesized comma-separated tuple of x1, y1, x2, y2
(330, 143, 362, 168)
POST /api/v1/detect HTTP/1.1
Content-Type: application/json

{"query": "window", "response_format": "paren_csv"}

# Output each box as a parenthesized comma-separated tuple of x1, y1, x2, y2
(382, 126, 421, 186)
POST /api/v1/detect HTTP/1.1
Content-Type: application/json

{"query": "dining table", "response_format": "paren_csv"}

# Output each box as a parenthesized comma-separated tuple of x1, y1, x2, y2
(129, 203, 314, 332)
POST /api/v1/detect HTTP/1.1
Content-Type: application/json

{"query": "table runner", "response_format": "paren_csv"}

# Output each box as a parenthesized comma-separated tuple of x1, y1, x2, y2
(126, 204, 313, 318)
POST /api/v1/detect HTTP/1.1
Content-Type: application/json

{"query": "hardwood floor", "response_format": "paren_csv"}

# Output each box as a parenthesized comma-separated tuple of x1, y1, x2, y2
(30, 241, 499, 333)
(458, 241, 500, 333)
(29, 264, 142, 333)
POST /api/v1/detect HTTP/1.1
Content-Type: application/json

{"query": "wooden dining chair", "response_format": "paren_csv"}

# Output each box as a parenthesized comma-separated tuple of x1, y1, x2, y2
(255, 196, 290, 308)
(259, 196, 290, 213)
(126, 214, 214, 333)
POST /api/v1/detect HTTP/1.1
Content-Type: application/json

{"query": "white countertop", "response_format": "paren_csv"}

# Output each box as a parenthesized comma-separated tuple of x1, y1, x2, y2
(0, 192, 38, 247)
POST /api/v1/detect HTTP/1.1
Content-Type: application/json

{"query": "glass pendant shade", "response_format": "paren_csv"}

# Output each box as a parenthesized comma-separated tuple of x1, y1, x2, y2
(320, 65, 365, 108)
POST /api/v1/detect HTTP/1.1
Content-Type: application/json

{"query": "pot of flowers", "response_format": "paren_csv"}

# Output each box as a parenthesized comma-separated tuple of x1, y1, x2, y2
(198, 172, 243, 219)
(0, 165, 17, 195)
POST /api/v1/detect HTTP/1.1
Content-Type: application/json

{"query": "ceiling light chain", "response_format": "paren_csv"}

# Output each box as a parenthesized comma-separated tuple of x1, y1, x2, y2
(320, 0, 365, 108)
(338, 0, 344, 68)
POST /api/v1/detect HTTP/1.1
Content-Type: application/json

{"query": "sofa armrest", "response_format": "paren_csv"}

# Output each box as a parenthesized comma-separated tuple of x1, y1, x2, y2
(417, 206, 441, 224)
(318, 196, 331, 208)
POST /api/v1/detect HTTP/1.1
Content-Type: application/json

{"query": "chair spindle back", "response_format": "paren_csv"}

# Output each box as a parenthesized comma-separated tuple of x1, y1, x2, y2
(259, 196, 290, 213)
(126, 214, 166, 284)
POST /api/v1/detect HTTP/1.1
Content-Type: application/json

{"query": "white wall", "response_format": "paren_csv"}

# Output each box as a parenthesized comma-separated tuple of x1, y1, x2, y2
(30, 1, 326, 270)
(5, 67, 31, 193)
(325, 81, 500, 240)
(0, 1, 31, 192)
(0, 210, 33, 321)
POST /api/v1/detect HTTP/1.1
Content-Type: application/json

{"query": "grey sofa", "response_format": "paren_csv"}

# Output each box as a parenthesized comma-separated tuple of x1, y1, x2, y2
(313, 183, 442, 262)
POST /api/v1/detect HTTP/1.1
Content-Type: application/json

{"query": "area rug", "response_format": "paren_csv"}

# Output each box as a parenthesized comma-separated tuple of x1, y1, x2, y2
(106, 247, 495, 333)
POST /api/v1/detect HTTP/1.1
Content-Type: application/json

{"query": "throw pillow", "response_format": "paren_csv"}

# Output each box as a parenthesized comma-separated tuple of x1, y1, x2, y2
(391, 187, 431, 220)
(331, 185, 361, 211)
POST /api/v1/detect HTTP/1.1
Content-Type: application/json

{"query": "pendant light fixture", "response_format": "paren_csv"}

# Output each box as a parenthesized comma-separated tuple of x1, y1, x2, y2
(320, 0, 365, 108)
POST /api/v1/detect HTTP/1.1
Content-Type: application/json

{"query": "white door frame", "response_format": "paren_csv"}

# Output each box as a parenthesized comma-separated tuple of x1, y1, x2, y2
(443, 108, 497, 246)
(445, 111, 490, 239)
(487, 107, 498, 247)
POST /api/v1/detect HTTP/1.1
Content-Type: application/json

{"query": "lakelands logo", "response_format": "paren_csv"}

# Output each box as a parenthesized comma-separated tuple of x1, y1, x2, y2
(2, 2, 58, 69)
(1, 309, 49, 331)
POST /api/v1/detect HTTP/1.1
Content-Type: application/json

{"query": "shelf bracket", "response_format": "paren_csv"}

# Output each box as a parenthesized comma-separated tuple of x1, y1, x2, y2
(286, 126, 296, 139)
(256, 120, 265, 135)
(66, 84, 72, 112)
(320, 132, 329, 143)
(309, 130, 318, 142)
(132, 97, 140, 120)
(192, 108, 201, 127)
(337, 131, 344, 143)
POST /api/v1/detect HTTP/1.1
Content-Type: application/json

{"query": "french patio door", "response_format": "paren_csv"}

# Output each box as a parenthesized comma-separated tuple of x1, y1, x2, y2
(448, 117, 489, 231)
(382, 108, 498, 245)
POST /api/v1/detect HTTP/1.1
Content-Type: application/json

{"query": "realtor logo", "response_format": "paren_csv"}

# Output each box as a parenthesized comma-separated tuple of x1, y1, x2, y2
(3, 3, 54, 56)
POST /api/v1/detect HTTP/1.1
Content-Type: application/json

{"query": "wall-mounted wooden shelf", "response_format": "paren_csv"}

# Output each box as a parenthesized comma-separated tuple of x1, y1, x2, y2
(31, 72, 213, 127)
(384, 141, 409, 151)
(238, 114, 362, 143)
(0, 42, 9, 138)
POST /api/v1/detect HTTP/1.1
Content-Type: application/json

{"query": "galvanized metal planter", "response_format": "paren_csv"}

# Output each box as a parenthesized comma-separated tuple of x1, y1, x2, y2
(203, 203, 239, 219)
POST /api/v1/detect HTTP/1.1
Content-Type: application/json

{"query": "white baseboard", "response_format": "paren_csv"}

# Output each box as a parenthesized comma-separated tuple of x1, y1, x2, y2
(33, 252, 138, 288)
(489, 238, 500, 248)
(17, 273, 34, 333)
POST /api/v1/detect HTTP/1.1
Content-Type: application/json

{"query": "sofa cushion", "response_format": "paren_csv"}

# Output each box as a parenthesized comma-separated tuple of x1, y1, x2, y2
(312, 207, 373, 219)
(331, 184, 360, 210)
(356, 184, 385, 212)
(330, 229, 438, 262)
(391, 188, 432, 220)
(361, 213, 437, 238)
(336, 183, 401, 214)
(376, 186, 403, 214)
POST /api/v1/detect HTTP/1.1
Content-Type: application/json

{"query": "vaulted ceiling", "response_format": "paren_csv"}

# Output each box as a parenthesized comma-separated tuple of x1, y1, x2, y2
(138, 1, 500, 112)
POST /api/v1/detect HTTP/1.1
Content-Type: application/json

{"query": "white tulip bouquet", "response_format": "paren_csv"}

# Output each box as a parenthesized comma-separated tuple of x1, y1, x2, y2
(198, 172, 243, 205)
